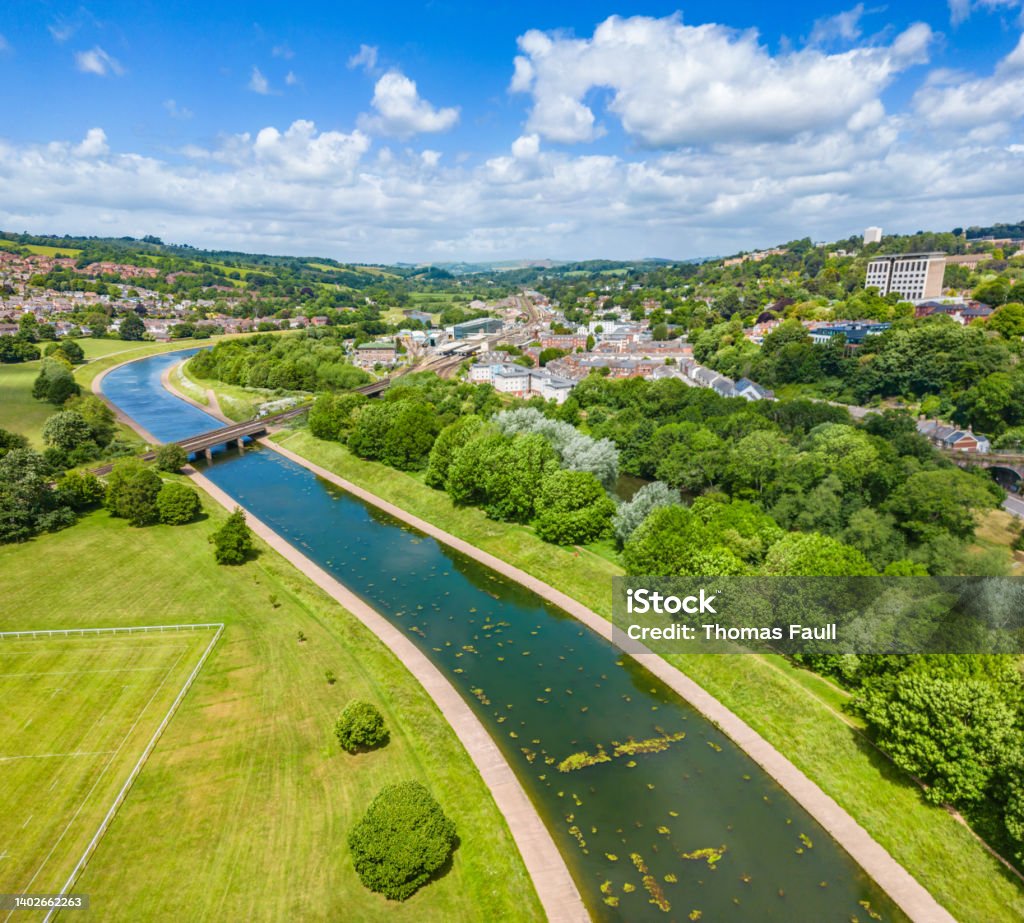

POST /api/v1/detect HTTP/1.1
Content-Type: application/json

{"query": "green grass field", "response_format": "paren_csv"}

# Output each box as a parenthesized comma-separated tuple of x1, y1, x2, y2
(0, 499, 542, 922)
(278, 428, 1024, 923)
(0, 629, 216, 913)
(0, 361, 52, 445)
(0, 240, 83, 258)
(0, 340, 209, 447)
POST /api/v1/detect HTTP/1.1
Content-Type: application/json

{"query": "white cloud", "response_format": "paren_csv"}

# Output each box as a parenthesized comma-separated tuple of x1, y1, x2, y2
(163, 99, 193, 120)
(914, 33, 1024, 130)
(249, 66, 271, 95)
(75, 46, 124, 77)
(74, 128, 109, 157)
(511, 14, 931, 146)
(511, 134, 541, 158)
(949, 0, 1024, 25)
(0, 34, 9, 54)
(285, 70, 300, 87)
(348, 44, 379, 72)
(5, 112, 1024, 264)
(272, 43, 294, 60)
(358, 71, 459, 138)
(48, 20, 76, 43)
(809, 5, 866, 45)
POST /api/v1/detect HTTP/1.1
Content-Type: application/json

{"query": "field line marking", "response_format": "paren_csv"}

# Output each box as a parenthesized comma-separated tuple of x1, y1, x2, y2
(6, 647, 191, 921)
(40, 624, 223, 923)
(0, 668, 169, 678)
(0, 751, 118, 763)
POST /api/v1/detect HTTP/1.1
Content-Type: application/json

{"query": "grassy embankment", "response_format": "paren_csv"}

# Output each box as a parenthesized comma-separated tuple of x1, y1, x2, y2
(0, 495, 543, 923)
(177, 359, 306, 421)
(275, 428, 1024, 923)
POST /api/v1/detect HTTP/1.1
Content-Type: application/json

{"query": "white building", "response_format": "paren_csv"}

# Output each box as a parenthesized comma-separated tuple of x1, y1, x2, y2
(863, 226, 883, 245)
(865, 252, 946, 301)
(468, 362, 576, 404)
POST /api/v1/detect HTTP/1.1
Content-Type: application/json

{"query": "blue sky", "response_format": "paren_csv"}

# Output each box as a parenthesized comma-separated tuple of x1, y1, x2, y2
(1, 1, 1023, 261)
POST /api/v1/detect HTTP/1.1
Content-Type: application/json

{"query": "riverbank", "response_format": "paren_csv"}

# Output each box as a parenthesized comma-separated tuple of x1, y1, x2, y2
(0, 494, 545, 922)
(271, 429, 1024, 923)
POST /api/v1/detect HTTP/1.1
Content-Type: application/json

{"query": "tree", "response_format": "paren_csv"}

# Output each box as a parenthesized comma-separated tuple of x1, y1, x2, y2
(987, 302, 1024, 339)
(762, 532, 877, 576)
(0, 449, 75, 543)
(534, 469, 615, 545)
(64, 395, 116, 446)
(335, 701, 389, 753)
(612, 481, 681, 546)
(46, 339, 84, 363)
(654, 426, 726, 493)
(884, 469, 997, 542)
(212, 508, 254, 564)
(57, 471, 105, 510)
(424, 415, 484, 489)
(157, 481, 201, 525)
(0, 428, 29, 460)
(855, 673, 1019, 805)
(155, 443, 188, 473)
(308, 392, 367, 441)
(42, 411, 94, 452)
(348, 782, 457, 900)
(538, 347, 567, 366)
(119, 313, 145, 340)
(105, 460, 163, 527)
(381, 402, 440, 470)
(0, 335, 41, 363)
(32, 360, 80, 405)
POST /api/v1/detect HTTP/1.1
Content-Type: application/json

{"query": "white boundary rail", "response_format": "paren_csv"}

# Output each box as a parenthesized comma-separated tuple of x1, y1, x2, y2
(0, 624, 222, 640)
(0, 623, 224, 922)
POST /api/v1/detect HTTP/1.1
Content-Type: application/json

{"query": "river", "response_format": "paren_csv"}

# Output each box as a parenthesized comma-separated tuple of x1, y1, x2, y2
(100, 351, 904, 922)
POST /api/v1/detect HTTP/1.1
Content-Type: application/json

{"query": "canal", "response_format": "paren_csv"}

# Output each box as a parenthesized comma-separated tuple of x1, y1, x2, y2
(101, 351, 904, 922)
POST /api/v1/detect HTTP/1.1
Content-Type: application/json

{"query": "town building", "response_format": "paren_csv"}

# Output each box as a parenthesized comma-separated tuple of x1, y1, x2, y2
(916, 420, 991, 454)
(354, 341, 398, 368)
(865, 252, 946, 300)
(808, 322, 891, 346)
(449, 317, 503, 339)
(468, 362, 576, 404)
(863, 226, 883, 245)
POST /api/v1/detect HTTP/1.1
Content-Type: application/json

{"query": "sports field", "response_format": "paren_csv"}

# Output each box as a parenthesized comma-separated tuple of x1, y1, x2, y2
(0, 628, 217, 919)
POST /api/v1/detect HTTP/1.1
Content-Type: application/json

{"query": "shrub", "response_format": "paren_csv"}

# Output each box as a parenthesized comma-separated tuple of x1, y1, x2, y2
(156, 481, 201, 525)
(57, 471, 105, 510)
(155, 443, 188, 473)
(212, 508, 253, 564)
(335, 701, 388, 753)
(348, 782, 456, 900)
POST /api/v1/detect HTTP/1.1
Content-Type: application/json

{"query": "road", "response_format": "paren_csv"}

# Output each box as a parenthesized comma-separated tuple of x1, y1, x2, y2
(1003, 494, 1024, 518)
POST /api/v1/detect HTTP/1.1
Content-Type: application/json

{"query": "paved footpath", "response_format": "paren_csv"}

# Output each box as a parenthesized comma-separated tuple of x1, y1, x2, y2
(117, 355, 955, 923)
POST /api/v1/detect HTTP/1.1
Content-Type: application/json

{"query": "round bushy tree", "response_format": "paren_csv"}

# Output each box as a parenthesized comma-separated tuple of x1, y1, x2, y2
(157, 481, 201, 525)
(104, 460, 163, 527)
(335, 701, 388, 753)
(348, 782, 456, 900)
(43, 410, 94, 452)
(155, 443, 188, 473)
(533, 469, 616, 545)
(212, 508, 253, 564)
